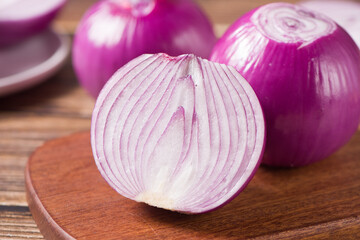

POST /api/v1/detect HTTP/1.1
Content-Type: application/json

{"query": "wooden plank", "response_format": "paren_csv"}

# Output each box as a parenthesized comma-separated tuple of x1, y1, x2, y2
(0, 207, 43, 239)
(0, 61, 92, 238)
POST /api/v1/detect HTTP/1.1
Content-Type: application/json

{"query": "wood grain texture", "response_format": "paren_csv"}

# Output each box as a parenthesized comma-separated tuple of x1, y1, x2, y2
(26, 132, 360, 239)
(0, 61, 92, 239)
(0, 206, 43, 240)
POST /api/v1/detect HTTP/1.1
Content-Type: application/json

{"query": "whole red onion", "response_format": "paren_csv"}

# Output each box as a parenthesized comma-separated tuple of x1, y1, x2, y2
(211, 3, 360, 167)
(73, 0, 217, 98)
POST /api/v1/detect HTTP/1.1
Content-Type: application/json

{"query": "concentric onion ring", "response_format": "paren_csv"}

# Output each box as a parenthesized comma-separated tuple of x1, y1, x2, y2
(299, 0, 360, 48)
(252, 3, 336, 44)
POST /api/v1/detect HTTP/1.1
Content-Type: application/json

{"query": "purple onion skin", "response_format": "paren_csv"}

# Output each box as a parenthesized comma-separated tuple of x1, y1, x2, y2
(72, 0, 217, 98)
(211, 3, 360, 167)
(0, 0, 66, 47)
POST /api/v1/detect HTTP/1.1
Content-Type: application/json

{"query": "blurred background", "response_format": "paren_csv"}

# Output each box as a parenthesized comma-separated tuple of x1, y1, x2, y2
(56, 0, 301, 33)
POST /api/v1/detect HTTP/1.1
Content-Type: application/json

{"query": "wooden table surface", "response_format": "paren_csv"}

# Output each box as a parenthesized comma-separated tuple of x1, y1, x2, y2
(1, 0, 359, 239)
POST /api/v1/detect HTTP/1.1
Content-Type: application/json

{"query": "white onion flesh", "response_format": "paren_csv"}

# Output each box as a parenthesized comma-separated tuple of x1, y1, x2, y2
(91, 53, 265, 214)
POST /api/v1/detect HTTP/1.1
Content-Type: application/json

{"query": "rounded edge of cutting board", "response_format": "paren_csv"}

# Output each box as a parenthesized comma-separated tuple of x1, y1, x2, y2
(25, 136, 76, 240)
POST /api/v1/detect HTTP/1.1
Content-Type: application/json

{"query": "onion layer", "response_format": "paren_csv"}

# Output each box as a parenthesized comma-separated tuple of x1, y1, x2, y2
(0, 0, 66, 47)
(91, 53, 265, 214)
(72, 0, 217, 98)
(211, 3, 360, 167)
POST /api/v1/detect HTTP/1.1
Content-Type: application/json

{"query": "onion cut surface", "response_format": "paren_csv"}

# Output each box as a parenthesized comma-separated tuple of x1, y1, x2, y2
(300, 0, 360, 48)
(91, 53, 265, 214)
(73, 0, 217, 98)
(0, 0, 66, 47)
(211, 2, 360, 167)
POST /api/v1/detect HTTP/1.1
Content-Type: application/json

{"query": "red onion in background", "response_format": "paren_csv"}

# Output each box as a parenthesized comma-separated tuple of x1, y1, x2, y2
(299, 0, 360, 48)
(0, 0, 66, 47)
(91, 53, 265, 213)
(72, 0, 217, 98)
(211, 3, 360, 167)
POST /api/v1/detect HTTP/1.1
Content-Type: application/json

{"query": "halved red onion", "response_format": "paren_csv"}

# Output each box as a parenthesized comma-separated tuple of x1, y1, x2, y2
(72, 0, 217, 98)
(91, 53, 265, 214)
(211, 3, 360, 167)
(0, 0, 66, 47)
(299, 0, 360, 48)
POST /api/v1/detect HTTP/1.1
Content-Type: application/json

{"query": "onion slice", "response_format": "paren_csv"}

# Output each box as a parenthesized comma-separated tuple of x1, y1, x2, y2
(91, 53, 265, 214)
(0, 0, 66, 47)
(211, 2, 360, 167)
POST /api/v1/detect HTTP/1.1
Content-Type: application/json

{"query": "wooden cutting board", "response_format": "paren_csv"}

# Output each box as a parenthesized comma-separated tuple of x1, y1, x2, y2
(25, 131, 360, 239)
